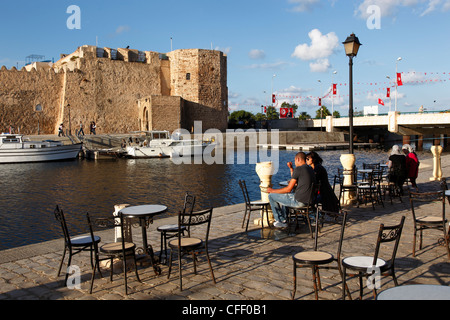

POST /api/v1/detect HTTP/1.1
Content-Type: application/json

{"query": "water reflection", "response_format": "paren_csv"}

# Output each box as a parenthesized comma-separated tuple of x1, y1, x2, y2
(0, 148, 431, 250)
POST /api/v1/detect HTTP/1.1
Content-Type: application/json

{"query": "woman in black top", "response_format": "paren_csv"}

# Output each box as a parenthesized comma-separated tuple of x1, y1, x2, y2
(306, 151, 340, 212)
(388, 145, 407, 196)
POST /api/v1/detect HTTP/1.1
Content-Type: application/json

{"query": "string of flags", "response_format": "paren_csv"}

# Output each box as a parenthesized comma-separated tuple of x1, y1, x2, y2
(229, 71, 449, 111)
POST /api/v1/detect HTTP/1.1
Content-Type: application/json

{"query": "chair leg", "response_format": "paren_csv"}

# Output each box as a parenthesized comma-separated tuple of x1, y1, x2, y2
(206, 251, 216, 284)
(292, 262, 297, 300)
(122, 256, 128, 295)
(90, 259, 99, 294)
(242, 208, 248, 229)
(413, 230, 417, 257)
(311, 266, 319, 300)
(358, 272, 364, 300)
(342, 266, 347, 300)
(57, 246, 67, 277)
(178, 247, 183, 291)
(167, 249, 173, 279)
(64, 250, 73, 286)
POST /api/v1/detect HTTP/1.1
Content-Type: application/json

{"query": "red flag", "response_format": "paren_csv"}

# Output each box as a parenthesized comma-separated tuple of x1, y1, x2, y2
(332, 84, 337, 95)
(318, 98, 322, 106)
(272, 94, 276, 104)
(378, 99, 385, 106)
(280, 108, 288, 119)
(397, 73, 403, 86)
(387, 88, 390, 98)
(288, 108, 294, 118)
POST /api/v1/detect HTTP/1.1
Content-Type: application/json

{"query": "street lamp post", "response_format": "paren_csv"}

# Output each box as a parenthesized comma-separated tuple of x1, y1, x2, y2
(343, 33, 361, 155)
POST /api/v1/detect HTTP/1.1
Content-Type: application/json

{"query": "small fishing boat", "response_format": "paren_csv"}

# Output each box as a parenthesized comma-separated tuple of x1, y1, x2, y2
(125, 130, 216, 159)
(0, 134, 82, 164)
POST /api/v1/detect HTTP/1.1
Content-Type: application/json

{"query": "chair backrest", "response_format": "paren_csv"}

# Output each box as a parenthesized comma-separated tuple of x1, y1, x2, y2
(54, 205, 72, 246)
(183, 192, 196, 214)
(440, 179, 450, 205)
(372, 216, 406, 267)
(87, 212, 129, 252)
(238, 180, 251, 205)
(409, 191, 445, 221)
(178, 208, 213, 243)
(313, 208, 348, 260)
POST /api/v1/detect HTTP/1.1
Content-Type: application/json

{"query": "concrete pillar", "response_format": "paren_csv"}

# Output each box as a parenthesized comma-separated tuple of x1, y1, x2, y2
(326, 116, 334, 133)
(403, 135, 411, 146)
(255, 162, 274, 226)
(417, 136, 424, 151)
(430, 145, 443, 181)
(340, 154, 356, 206)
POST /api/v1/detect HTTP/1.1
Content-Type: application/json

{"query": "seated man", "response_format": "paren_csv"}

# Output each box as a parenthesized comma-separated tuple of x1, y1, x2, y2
(267, 152, 316, 228)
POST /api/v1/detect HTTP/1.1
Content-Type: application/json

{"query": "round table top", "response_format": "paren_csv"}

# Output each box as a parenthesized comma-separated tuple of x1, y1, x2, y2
(120, 204, 167, 218)
(445, 190, 450, 196)
(358, 169, 374, 173)
(377, 284, 450, 300)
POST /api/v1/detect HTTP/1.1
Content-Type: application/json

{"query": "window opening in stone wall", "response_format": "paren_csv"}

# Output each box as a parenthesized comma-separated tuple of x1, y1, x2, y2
(186, 73, 191, 80)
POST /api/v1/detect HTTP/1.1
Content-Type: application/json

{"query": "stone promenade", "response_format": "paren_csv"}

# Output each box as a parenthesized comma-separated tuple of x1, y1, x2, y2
(0, 154, 449, 302)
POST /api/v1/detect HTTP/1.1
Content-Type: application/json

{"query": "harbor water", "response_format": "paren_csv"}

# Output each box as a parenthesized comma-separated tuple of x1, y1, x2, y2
(0, 148, 432, 251)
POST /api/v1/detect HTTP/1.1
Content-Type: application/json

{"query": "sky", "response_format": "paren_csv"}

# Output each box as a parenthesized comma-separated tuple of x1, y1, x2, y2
(1, 0, 450, 117)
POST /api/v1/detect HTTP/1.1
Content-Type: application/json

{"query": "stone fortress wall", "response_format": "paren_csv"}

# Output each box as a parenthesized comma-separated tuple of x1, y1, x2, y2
(0, 45, 228, 135)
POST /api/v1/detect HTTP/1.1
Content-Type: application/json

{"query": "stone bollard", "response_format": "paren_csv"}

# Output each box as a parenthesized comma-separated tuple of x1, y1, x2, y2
(430, 145, 443, 181)
(255, 161, 274, 226)
(340, 154, 357, 206)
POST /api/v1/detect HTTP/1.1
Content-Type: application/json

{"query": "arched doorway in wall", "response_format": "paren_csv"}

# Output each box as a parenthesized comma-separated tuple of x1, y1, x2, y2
(143, 107, 149, 131)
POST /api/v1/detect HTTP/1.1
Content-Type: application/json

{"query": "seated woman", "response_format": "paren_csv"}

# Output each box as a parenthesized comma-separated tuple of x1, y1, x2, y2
(306, 151, 340, 212)
(388, 145, 407, 196)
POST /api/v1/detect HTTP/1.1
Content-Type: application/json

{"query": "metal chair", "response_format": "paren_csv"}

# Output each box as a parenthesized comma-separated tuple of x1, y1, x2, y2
(53, 205, 100, 286)
(337, 168, 358, 207)
(239, 180, 271, 231)
(167, 208, 216, 291)
(409, 191, 450, 258)
(286, 182, 319, 238)
(292, 208, 351, 300)
(356, 169, 384, 210)
(157, 193, 195, 263)
(86, 212, 141, 295)
(342, 216, 405, 300)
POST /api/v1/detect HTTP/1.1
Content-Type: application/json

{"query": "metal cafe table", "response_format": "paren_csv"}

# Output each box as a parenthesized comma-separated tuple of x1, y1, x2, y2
(377, 284, 450, 300)
(119, 204, 167, 275)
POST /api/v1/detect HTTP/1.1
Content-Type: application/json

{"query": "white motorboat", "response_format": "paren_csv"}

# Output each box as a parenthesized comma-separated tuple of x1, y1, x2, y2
(0, 134, 83, 164)
(125, 130, 216, 159)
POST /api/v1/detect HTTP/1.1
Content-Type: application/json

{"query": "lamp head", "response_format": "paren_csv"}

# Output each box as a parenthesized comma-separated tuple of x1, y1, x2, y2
(343, 33, 362, 57)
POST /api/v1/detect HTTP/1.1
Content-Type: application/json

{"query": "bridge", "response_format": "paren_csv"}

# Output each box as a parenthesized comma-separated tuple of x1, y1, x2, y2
(299, 111, 450, 136)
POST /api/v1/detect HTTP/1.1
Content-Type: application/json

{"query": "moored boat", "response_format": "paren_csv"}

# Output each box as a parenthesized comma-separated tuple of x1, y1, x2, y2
(0, 134, 83, 164)
(125, 130, 216, 159)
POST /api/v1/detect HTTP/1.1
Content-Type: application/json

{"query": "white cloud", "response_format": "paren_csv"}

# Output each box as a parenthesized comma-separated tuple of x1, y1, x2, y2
(292, 29, 338, 73)
(115, 25, 130, 35)
(292, 29, 339, 61)
(288, 0, 321, 12)
(215, 46, 232, 55)
(356, 0, 450, 18)
(421, 0, 441, 16)
(248, 49, 266, 59)
(309, 58, 331, 73)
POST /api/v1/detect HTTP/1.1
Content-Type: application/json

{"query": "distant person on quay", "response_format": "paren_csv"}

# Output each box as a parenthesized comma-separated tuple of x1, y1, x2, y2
(388, 145, 407, 196)
(402, 144, 419, 192)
